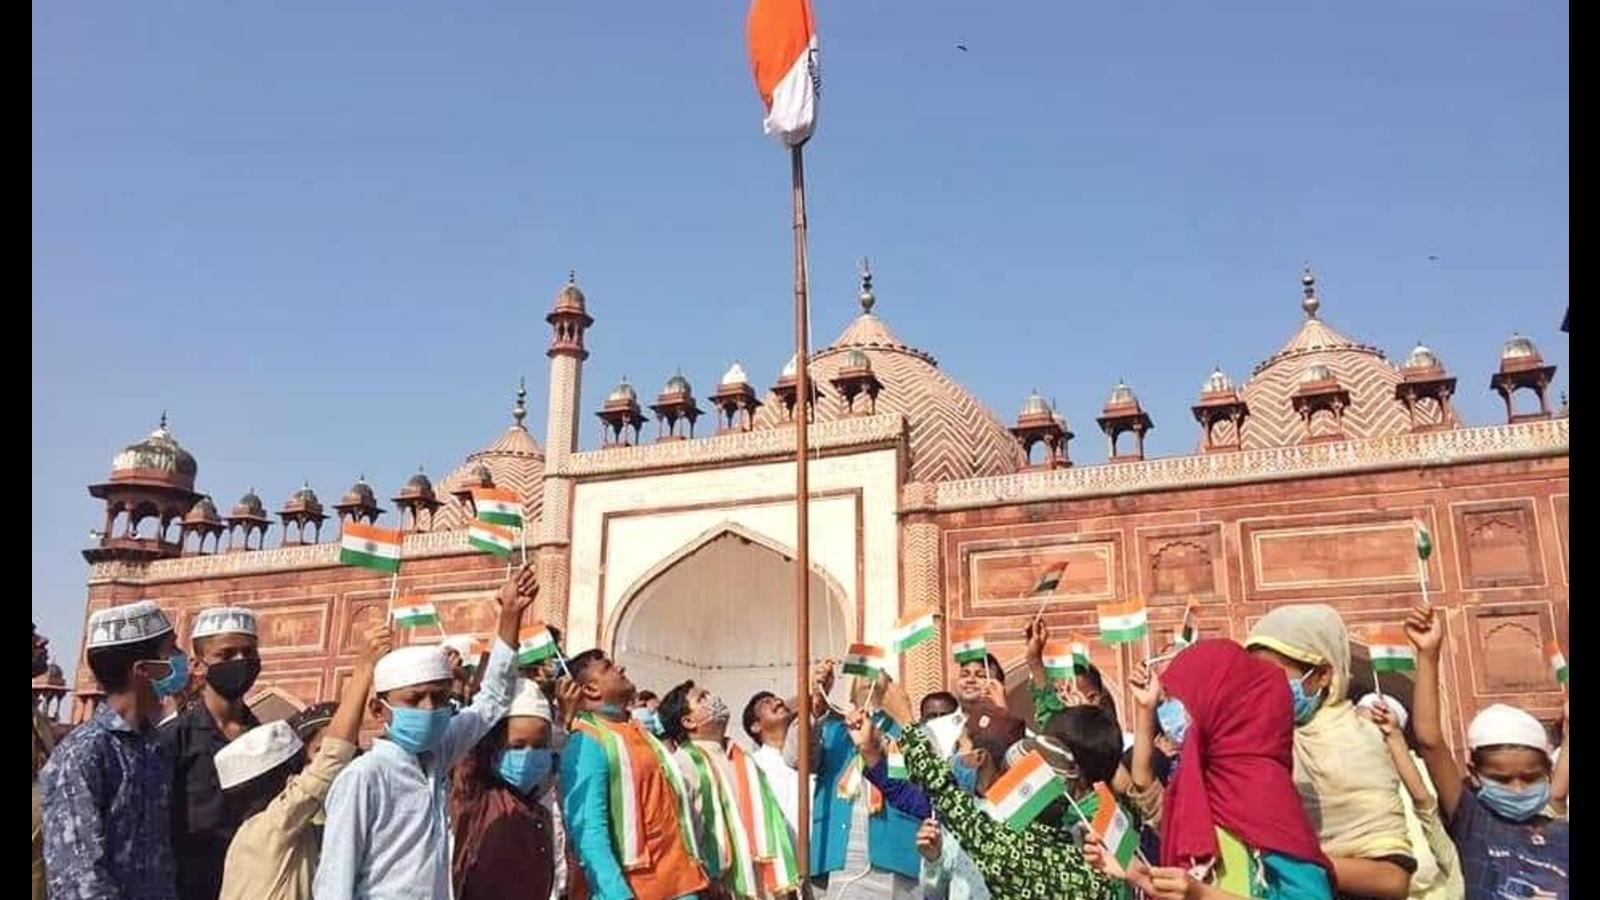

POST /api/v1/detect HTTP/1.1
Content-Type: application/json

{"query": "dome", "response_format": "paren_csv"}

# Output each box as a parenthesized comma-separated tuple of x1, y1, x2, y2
(662, 373, 693, 396)
(1404, 343, 1441, 371)
(1201, 368, 1234, 395)
(840, 349, 873, 371)
(110, 415, 198, 487)
(754, 286, 1023, 482)
(779, 355, 798, 379)
(403, 471, 434, 493)
(1239, 273, 1411, 448)
(33, 663, 64, 688)
(720, 362, 750, 387)
(607, 378, 639, 405)
(1018, 391, 1051, 418)
(339, 478, 377, 507)
(553, 272, 587, 314)
(184, 495, 221, 525)
(1106, 381, 1138, 408)
(437, 397, 546, 531)
(1300, 363, 1336, 385)
(231, 490, 267, 519)
(284, 483, 323, 513)
(1501, 334, 1540, 362)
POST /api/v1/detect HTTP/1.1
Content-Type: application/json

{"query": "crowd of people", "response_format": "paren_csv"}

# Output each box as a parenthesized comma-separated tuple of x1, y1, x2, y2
(32, 564, 1569, 899)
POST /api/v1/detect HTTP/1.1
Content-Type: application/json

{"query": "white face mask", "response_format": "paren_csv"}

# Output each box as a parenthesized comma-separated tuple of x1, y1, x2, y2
(699, 693, 731, 726)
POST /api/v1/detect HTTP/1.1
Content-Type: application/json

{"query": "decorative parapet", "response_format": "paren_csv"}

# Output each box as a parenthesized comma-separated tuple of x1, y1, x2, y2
(91, 529, 478, 586)
(924, 419, 1568, 512)
(555, 413, 906, 479)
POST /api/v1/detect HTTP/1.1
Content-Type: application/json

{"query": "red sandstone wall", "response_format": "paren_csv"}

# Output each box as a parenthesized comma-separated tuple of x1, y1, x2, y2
(934, 456, 1569, 751)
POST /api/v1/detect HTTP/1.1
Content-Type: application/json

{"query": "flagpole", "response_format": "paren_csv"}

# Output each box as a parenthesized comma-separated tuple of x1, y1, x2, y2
(790, 141, 814, 890)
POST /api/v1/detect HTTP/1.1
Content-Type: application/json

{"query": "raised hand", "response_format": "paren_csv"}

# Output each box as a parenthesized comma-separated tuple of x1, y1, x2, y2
(1146, 866, 1198, 900)
(1404, 605, 1444, 657)
(362, 623, 394, 667)
(915, 818, 943, 862)
(556, 676, 583, 728)
(879, 675, 915, 726)
(497, 562, 539, 616)
(1026, 619, 1049, 664)
(813, 658, 836, 697)
(1128, 661, 1160, 710)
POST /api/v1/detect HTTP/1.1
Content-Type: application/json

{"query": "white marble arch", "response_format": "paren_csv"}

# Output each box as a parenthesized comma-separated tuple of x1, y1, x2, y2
(608, 522, 851, 742)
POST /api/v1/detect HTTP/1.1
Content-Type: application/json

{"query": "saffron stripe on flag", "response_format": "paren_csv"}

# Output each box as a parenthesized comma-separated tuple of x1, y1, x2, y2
(339, 523, 404, 573)
(842, 643, 885, 678)
(468, 521, 517, 557)
(471, 487, 524, 527)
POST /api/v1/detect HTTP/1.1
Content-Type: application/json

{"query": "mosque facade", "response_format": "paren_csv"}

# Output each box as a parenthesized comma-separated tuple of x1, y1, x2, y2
(70, 269, 1569, 746)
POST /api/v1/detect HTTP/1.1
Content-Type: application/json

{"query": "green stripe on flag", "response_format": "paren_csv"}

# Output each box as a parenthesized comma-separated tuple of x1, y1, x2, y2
(893, 624, 936, 654)
(340, 546, 400, 573)
(842, 660, 880, 678)
(469, 534, 514, 558)
(954, 647, 988, 664)
(1002, 778, 1065, 832)
(1100, 623, 1147, 644)
(1371, 656, 1416, 674)
(478, 509, 522, 527)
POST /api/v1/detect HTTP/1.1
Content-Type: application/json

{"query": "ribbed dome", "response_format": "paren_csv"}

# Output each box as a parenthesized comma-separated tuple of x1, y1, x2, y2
(1106, 381, 1139, 407)
(553, 274, 587, 314)
(755, 292, 1023, 482)
(1201, 368, 1234, 395)
(231, 491, 267, 519)
(607, 378, 639, 405)
(184, 496, 221, 525)
(720, 362, 750, 386)
(283, 483, 323, 513)
(779, 355, 798, 379)
(110, 416, 198, 488)
(339, 478, 377, 507)
(662, 373, 693, 396)
(1501, 334, 1540, 362)
(1404, 343, 1442, 371)
(1019, 391, 1051, 418)
(840, 349, 873, 371)
(403, 471, 434, 493)
(1238, 274, 1411, 448)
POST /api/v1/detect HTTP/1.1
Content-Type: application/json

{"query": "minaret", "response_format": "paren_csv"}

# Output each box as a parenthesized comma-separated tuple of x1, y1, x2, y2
(535, 272, 592, 628)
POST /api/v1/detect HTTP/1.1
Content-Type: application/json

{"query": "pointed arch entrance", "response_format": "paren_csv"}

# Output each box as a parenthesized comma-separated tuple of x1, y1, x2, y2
(608, 523, 851, 733)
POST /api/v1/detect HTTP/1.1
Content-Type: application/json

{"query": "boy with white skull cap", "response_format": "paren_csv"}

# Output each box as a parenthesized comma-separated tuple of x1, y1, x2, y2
(212, 624, 390, 900)
(1406, 604, 1568, 898)
(161, 606, 264, 900)
(314, 564, 538, 900)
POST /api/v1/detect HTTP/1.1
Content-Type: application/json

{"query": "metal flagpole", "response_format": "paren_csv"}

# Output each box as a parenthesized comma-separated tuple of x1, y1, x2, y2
(790, 141, 815, 891)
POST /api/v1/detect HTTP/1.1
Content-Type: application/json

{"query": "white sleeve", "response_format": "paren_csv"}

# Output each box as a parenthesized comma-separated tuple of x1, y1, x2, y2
(437, 637, 517, 768)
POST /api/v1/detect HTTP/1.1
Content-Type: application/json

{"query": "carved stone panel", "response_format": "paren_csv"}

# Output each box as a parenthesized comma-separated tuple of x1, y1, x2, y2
(1455, 501, 1542, 589)
(1468, 606, 1552, 694)
(1243, 515, 1430, 599)
(255, 601, 331, 656)
(1138, 525, 1223, 603)
(965, 536, 1119, 614)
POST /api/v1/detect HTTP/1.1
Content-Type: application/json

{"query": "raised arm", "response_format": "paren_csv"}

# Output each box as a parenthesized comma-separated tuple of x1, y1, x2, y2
(439, 565, 536, 767)
(1405, 605, 1462, 820)
(1551, 698, 1568, 810)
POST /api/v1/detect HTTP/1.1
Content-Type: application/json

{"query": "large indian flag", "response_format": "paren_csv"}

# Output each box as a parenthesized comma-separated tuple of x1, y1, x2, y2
(340, 523, 403, 573)
(950, 624, 988, 665)
(841, 643, 885, 679)
(1368, 630, 1417, 673)
(468, 521, 517, 558)
(891, 611, 936, 654)
(746, 0, 818, 147)
(470, 487, 523, 528)
(983, 750, 1064, 832)
(1096, 599, 1148, 644)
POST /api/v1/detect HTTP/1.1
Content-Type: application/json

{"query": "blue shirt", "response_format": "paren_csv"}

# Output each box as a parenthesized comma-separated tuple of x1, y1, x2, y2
(312, 637, 517, 900)
(41, 703, 178, 900)
(809, 716, 922, 880)
(1448, 781, 1568, 899)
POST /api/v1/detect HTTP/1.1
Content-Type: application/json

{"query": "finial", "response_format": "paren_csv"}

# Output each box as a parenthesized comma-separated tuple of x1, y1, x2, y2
(513, 377, 528, 427)
(1300, 265, 1320, 319)
(159, 410, 168, 430)
(567, 269, 577, 285)
(857, 257, 876, 314)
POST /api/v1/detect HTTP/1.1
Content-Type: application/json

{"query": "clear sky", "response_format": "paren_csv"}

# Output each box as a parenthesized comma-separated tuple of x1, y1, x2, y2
(33, 3, 1567, 680)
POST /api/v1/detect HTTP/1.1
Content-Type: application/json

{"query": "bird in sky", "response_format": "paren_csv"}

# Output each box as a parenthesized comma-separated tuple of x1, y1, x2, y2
(955, 42, 969, 52)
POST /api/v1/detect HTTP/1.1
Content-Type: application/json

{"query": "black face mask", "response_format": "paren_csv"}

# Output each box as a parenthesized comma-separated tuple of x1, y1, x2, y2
(206, 657, 262, 701)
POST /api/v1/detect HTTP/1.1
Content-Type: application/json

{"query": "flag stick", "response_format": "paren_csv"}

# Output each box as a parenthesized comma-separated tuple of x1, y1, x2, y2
(1417, 556, 1431, 610)
(788, 143, 816, 887)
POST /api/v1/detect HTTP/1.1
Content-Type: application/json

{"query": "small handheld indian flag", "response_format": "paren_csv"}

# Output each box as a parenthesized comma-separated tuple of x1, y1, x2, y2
(468, 521, 517, 558)
(841, 643, 886, 679)
(517, 625, 559, 666)
(393, 601, 440, 629)
(1548, 641, 1568, 685)
(1368, 629, 1417, 673)
(1096, 599, 1148, 645)
(983, 750, 1065, 832)
(1090, 782, 1139, 869)
(1173, 600, 1200, 648)
(339, 523, 403, 573)
(891, 611, 937, 654)
(746, 0, 819, 147)
(470, 487, 523, 528)
(886, 741, 908, 780)
(1031, 562, 1068, 595)
(1042, 641, 1077, 681)
(1415, 523, 1434, 561)
(950, 624, 988, 665)
(1070, 635, 1093, 669)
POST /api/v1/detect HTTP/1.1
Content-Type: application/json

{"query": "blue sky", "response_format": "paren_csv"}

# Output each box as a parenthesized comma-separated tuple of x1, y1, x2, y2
(33, 3, 1567, 676)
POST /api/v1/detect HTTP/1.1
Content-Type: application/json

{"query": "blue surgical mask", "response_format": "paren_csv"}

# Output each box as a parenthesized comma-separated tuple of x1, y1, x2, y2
(1156, 698, 1190, 747)
(598, 702, 627, 718)
(1288, 672, 1323, 725)
(631, 707, 663, 735)
(1476, 778, 1551, 822)
(381, 702, 453, 754)
(951, 756, 980, 794)
(496, 747, 555, 793)
(150, 653, 190, 698)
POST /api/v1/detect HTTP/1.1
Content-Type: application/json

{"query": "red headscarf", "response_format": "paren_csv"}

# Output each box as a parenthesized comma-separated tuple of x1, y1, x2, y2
(1159, 639, 1331, 873)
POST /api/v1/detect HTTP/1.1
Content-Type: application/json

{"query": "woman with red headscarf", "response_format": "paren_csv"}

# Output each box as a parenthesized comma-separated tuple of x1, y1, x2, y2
(1091, 639, 1334, 899)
